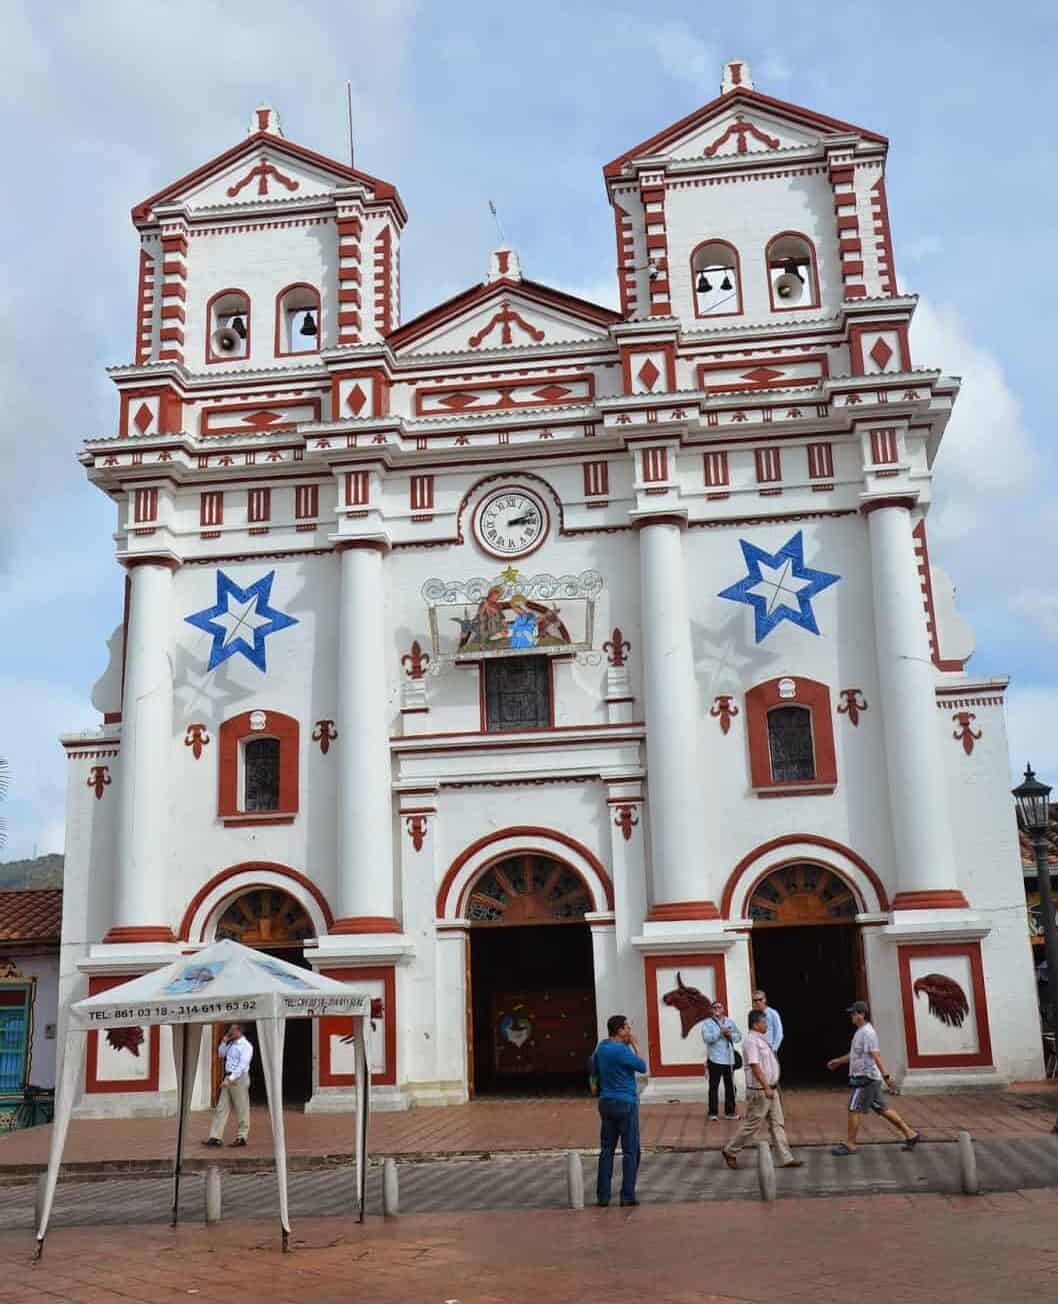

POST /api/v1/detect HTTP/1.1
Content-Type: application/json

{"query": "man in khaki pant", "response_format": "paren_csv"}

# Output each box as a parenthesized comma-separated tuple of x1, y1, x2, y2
(721, 1009, 802, 1170)
(203, 1024, 253, 1148)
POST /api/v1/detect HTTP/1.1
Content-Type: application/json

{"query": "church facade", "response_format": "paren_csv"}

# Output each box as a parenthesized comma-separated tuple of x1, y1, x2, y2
(60, 62, 1042, 1115)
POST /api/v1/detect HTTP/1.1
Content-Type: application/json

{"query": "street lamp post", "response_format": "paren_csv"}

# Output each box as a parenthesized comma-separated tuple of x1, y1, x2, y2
(1013, 765, 1058, 1027)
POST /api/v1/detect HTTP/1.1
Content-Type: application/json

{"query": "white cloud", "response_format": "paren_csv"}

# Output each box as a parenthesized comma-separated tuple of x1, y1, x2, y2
(643, 23, 717, 91)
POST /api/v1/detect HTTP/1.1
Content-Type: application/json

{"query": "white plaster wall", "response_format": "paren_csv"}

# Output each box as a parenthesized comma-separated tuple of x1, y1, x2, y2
(665, 170, 840, 328)
(183, 222, 340, 369)
(16, 954, 59, 1089)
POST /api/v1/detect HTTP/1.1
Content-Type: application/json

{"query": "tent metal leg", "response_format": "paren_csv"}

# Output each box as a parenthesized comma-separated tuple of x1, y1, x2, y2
(172, 1023, 189, 1226)
(282, 1226, 290, 1253)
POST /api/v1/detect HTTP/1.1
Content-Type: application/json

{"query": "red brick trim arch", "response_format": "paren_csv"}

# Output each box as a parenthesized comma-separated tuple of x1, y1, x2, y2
(178, 861, 335, 942)
(721, 834, 890, 919)
(436, 827, 614, 920)
(218, 710, 299, 824)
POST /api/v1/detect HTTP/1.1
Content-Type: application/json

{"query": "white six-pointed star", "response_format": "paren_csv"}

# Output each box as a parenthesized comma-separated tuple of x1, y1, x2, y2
(746, 556, 814, 615)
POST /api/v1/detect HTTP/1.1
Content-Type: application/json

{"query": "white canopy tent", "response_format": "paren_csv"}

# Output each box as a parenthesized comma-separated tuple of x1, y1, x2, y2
(35, 939, 373, 1257)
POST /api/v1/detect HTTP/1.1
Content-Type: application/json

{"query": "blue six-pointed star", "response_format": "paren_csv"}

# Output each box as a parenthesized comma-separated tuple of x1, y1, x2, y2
(717, 530, 840, 643)
(185, 570, 298, 672)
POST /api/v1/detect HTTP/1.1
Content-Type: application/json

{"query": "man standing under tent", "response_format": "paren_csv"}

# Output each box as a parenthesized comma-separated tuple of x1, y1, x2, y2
(203, 1022, 254, 1147)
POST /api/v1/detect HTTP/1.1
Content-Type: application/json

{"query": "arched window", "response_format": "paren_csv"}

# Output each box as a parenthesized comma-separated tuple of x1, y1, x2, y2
(206, 288, 251, 362)
(244, 737, 280, 811)
(744, 676, 836, 795)
(690, 239, 742, 318)
(767, 706, 814, 783)
(218, 710, 299, 824)
(275, 282, 321, 357)
(766, 232, 820, 312)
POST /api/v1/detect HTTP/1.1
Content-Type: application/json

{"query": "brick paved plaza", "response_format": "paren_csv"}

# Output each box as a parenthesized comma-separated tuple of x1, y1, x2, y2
(3, 1190, 1058, 1303)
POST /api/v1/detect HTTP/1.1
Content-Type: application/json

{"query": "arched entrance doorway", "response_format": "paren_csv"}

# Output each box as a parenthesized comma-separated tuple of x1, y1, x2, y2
(211, 888, 315, 1104)
(466, 854, 597, 1096)
(748, 864, 866, 1083)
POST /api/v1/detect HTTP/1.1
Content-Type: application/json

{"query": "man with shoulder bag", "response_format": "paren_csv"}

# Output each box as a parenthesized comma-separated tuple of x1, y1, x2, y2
(701, 1000, 742, 1121)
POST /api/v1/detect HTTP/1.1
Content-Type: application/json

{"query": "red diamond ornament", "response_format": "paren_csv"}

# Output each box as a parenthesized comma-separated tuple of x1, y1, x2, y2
(241, 410, 283, 428)
(637, 358, 661, 391)
(346, 384, 367, 415)
(533, 384, 571, 402)
(133, 403, 153, 434)
(869, 337, 894, 370)
(437, 392, 479, 410)
(741, 366, 784, 384)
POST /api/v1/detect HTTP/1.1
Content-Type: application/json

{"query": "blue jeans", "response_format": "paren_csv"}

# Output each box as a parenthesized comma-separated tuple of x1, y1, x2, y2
(596, 1097, 641, 1203)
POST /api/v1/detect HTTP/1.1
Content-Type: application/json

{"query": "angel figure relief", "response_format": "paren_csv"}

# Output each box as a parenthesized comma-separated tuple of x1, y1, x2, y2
(453, 587, 569, 654)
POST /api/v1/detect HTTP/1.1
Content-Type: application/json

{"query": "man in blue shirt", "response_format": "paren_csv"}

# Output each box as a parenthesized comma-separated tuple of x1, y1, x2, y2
(752, 990, 784, 1052)
(591, 1013, 647, 1207)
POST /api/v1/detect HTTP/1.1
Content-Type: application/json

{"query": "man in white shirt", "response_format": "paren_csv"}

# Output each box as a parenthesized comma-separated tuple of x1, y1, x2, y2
(827, 1001, 919, 1155)
(203, 1023, 254, 1148)
(751, 990, 783, 1052)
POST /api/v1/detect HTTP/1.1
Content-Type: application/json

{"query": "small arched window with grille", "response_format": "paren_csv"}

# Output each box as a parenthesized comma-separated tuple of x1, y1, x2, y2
(243, 737, 280, 811)
(766, 706, 815, 783)
(690, 239, 742, 318)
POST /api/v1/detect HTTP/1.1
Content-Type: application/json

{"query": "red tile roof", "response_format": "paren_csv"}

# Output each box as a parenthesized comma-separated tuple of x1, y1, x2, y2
(0, 889, 62, 944)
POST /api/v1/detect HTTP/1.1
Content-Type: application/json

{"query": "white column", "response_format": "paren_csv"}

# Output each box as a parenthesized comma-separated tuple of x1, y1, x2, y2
(866, 501, 963, 905)
(334, 542, 397, 931)
(111, 560, 175, 939)
(637, 518, 717, 918)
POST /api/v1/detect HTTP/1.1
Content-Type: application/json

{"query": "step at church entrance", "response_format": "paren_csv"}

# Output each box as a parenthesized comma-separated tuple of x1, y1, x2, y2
(466, 854, 598, 1096)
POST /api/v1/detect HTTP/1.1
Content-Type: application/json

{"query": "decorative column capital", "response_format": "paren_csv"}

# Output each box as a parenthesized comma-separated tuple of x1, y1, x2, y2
(859, 493, 917, 517)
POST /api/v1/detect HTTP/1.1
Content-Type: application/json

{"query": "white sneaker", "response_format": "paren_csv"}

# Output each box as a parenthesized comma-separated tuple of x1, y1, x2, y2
(708, 1113, 719, 1121)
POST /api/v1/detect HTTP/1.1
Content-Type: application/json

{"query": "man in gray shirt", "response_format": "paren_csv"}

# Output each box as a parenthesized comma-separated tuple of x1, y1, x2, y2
(827, 1001, 919, 1155)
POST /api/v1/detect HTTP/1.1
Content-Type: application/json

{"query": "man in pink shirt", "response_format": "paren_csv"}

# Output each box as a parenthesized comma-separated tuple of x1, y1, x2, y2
(721, 1008, 802, 1170)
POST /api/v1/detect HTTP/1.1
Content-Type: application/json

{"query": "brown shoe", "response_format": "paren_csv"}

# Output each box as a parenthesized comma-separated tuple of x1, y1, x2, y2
(229, 1137, 247, 1147)
(722, 1149, 738, 1170)
(782, 1159, 804, 1168)
(201, 1139, 222, 1148)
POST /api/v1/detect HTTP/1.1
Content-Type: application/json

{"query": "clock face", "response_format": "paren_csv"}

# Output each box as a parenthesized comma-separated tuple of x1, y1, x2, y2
(473, 488, 549, 559)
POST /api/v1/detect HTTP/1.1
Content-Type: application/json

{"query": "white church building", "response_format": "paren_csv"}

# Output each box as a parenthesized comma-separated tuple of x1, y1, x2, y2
(60, 62, 1042, 1114)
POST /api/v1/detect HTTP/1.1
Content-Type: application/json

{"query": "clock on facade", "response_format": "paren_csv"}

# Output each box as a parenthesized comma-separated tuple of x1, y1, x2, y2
(472, 486, 550, 558)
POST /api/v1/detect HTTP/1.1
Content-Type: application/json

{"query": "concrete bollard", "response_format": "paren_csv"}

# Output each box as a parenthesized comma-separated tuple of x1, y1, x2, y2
(566, 1151, 585, 1210)
(757, 1142, 776, 1202)
(382, 1157, 399, 1217)
(957, 1129, 979, 1195)
(205, 1165, 222, 1223)
(34, 1173, 46, 1230)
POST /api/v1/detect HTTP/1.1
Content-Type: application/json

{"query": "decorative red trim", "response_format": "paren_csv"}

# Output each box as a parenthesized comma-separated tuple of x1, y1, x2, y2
(646, 901, 721, 922)
(603, 86, 886, 179)
(859, 495, 916, 516)
(870, 177, 898, 296)
(386, 276, 620, 351)
(335, 538, 388, 554)
(848, 321, 911, 376)
(132, 130, 405, 225)
(891, 890, 969, 911)
(721, 835, 890, 918)
(633, 512, 686, 531)
(205, 287, 251, 364)
(178, 862, 334, 942)
(122, 556, 180, 572)
(745, 676, 836, 792)
(329, 916, 402, 935)
(374, 224, 394, 335)
(911, 520, 966, 672)
(218, 711, 299, 821)
(318, 965, 396, 1087)
(414, 371, 595, 417)
(695, 351, 829, 394)
(273, 282, 321, 359)
(437, 826, 614, 918)
(134, 249, 154, 364)
(644, 953, 728, 1077)
(101, 925, 175, 944)
(765, 231, 821, 313)
(897, 941, 992, 1068)
(689, 238, 742, 320)
(86, 974, 161, 1094)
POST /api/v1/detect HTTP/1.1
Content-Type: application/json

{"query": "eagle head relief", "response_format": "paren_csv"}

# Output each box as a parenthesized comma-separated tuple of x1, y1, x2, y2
(912, 973, 970, 1029)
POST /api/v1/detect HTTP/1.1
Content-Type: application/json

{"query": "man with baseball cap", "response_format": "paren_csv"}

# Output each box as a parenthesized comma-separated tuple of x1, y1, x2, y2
(826, 1001, 920, 1156)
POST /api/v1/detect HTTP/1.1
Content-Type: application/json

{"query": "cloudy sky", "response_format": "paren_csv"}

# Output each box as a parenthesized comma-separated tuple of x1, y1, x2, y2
(1, 1, 1056, 858)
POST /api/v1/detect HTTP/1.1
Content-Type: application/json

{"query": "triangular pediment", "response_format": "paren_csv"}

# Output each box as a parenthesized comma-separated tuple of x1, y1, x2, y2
(387, 279, 621, 356)
(605, 87, 886, 177)
(132, 132, 403, 224)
